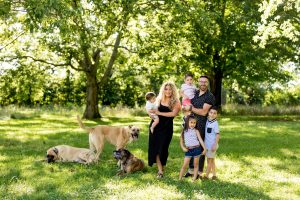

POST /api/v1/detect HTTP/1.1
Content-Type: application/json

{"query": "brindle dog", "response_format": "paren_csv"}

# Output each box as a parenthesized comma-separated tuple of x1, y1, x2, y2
(113, 148, 145, 176)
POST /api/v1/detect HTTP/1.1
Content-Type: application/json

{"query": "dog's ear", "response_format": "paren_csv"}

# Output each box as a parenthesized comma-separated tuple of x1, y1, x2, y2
(128, 125, 133, 129)
(53, 148, 59, 155)
(124, 149, 131, 156)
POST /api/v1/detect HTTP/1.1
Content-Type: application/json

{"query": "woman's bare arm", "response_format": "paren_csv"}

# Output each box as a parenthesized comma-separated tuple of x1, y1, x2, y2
(156, 101, 181, 117)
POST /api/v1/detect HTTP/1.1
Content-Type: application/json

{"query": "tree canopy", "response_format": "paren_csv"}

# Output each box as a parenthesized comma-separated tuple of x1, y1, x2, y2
(1, 0, 299, 118)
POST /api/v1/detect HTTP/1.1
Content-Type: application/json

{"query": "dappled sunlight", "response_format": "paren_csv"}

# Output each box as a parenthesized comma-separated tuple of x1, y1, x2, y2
(7, 182, 35, 197)
(1, 111, 299, 199)
(279, 148, 300, 158)
(0, 154, 6, 162)
(215, 157, 243, 180)
(104, 181, 185, 199)
(221, 155, 300, 199)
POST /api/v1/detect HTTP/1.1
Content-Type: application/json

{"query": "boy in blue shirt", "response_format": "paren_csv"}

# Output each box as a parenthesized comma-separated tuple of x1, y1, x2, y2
(204, 107, 220, 180)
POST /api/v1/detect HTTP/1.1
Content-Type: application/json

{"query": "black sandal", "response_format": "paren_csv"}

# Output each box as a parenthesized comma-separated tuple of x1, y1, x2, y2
(157, 172, 163, 178)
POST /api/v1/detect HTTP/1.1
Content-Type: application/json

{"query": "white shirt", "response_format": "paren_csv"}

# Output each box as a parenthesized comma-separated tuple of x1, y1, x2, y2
(181, 83, 197, 99)
(145, 101, 157, 111)
(205, 119, 220, 150)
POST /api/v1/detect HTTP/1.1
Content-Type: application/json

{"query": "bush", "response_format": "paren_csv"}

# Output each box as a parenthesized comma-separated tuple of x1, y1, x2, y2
(222, 104, 300, 115)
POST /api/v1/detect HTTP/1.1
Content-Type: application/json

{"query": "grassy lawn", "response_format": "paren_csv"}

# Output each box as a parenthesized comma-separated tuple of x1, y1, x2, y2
(0, 108, 300, 199)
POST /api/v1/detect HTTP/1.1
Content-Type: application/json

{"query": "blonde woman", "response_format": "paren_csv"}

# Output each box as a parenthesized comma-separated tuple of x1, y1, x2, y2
(148, 81, 181, 178)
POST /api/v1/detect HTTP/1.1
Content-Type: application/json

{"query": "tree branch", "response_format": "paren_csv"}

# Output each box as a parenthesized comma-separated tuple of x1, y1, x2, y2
(99, 32, 122, 86)
(0, 31, 26, 52)
(103, 43, 138, 54)
(3, 55, 83, 71)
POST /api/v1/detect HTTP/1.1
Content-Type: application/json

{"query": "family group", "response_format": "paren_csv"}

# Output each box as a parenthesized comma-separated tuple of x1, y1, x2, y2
(145, 74, 220, 181)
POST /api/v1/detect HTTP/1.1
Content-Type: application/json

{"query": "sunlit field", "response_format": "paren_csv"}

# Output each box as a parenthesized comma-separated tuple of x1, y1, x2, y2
(1, 107, 299, 199)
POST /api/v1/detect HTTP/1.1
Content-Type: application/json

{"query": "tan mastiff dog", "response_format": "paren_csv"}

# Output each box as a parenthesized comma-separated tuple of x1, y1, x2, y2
(77, 115, 140, 158)
(113, 148, 145, 175)
(46, 145, 97, 164)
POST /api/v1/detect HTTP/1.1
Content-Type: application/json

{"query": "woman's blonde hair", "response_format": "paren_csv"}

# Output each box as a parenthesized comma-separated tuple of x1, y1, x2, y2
(156, 81, 179, 110)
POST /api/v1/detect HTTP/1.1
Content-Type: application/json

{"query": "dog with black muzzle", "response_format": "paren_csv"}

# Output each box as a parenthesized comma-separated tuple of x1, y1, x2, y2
(113, 148, 145, 176)
(46, 145, 97, 164)
(77, 115, 140, 159)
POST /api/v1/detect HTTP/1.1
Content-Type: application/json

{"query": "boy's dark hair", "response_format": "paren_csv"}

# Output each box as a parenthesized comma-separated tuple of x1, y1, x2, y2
(200, 75, 209, 80)
(185, 72, 194, 79)
(210, 106, 218, 112)
(145, 92, 156, 100)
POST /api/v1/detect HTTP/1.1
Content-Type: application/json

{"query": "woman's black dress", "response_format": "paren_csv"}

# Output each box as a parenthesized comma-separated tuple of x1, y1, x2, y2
(148, 103, 174, 166)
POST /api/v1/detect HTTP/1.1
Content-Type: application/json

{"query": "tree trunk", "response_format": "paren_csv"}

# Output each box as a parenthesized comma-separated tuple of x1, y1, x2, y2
(83, 71, 101, 119)
(210, 51, 223, 109)
(211, 70, 223, 108)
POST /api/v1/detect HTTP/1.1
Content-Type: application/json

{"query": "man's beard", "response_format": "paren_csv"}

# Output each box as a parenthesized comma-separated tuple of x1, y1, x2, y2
(200, 85, 207, 91)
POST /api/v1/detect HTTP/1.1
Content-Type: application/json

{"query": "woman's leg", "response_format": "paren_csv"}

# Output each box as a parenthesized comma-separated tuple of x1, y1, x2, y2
(179, 157, 191, 179)
(156, 155, 163, 174)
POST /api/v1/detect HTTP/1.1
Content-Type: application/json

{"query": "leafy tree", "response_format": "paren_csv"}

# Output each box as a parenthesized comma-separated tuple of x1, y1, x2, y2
(254, 0, 299, 65)
(0, 64, 50, 106)
(144, 0, 294, 108)
(1, 0, 162, 119)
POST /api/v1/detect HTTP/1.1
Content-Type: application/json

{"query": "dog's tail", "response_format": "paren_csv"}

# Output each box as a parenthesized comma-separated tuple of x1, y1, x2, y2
(77, 115, 91, 133)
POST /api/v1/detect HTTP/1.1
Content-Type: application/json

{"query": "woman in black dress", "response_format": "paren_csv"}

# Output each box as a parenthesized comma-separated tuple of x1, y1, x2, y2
(148, 81, 181, 178)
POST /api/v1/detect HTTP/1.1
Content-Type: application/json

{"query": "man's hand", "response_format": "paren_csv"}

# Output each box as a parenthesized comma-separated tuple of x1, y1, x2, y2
(184, 105, 191, 111)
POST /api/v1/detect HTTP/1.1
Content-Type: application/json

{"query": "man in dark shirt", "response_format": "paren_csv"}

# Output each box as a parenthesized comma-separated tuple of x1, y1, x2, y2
(184, 75, 215, 178)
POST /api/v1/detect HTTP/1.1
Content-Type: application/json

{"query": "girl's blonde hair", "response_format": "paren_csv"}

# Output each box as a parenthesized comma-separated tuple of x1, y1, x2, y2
(156, 81, 179, 110)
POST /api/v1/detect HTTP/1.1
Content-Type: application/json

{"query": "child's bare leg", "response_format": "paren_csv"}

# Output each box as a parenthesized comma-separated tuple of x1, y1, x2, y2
(179, 157, 191, 180)
(150, 118, 159, 133)
(193, 157, 199, 181)
(205, 158, 210, 178)
(212, 158, 216, 177)
(206, 158, 212, 178)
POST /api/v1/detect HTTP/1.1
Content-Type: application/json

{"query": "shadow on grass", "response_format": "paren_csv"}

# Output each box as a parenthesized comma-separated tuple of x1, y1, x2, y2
(1, 114, 298, 199)
(166, 177, 271, 199)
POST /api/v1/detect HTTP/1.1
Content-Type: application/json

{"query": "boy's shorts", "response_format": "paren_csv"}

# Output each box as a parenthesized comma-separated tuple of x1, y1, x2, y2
(182, 98, 191, 106)
(206, 145, 219, 158)
(185, 146, 202, 158)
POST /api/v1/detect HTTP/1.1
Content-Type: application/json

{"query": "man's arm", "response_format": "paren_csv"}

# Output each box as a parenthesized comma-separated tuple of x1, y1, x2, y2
(190, 103, 212, 116)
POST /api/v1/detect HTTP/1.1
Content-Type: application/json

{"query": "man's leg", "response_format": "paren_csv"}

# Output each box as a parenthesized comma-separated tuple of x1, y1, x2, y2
(198, 129, 206, 176)
(198, 154, 205, 175)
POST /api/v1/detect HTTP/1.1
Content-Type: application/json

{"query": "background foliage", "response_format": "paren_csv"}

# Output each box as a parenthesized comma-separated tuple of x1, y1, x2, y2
(0, 0, 299, 115)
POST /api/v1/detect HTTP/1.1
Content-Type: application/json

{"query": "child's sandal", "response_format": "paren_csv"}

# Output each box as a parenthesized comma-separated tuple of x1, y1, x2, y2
(157, 172, 163, 178)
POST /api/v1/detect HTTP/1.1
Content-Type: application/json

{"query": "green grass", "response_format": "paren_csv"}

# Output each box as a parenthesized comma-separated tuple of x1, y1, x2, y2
(1, 108, 300, 199)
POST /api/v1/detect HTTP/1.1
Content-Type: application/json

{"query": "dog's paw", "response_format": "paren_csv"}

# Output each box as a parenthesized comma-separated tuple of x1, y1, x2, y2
(117, 170, 125, 176)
